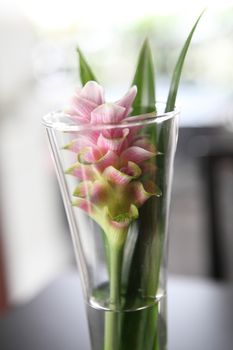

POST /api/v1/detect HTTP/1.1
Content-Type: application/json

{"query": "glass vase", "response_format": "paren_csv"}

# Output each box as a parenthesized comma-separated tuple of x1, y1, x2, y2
(42, 103, 179, 350)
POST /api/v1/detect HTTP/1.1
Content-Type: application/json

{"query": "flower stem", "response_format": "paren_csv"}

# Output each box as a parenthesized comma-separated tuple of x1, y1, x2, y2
(104, 311, 120, 350)
(104, 243, 124, 350)
(109, 246, 123, 308)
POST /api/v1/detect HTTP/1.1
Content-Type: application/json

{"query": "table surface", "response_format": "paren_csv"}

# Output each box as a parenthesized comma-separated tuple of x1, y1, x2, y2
(1, 271, 233, 350)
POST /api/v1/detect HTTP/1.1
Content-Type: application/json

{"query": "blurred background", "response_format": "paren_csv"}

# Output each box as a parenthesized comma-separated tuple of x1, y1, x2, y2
(0, 0, 233, 312)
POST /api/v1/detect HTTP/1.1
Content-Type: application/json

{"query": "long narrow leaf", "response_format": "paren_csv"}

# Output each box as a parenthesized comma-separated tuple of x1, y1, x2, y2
(131, 39, 156, 115)
(77, 48, 98, 86)
(165, 11, 205, 112)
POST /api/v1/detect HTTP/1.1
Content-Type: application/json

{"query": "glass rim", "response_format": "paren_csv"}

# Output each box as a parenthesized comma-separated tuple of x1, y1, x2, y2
(42, 103, 180, 132)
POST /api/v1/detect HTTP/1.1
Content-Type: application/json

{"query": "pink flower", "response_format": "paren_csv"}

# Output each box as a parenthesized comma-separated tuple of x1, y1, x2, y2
(66, 81, 136, 124)
(65, 81, 160, 234)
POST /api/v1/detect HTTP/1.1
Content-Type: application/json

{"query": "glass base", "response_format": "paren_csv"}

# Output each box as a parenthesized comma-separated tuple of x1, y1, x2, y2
(86, 295, 167, 350)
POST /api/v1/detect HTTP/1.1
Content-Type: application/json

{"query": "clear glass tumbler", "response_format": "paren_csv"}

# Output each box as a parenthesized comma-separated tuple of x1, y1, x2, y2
(42, 103, 179, 350)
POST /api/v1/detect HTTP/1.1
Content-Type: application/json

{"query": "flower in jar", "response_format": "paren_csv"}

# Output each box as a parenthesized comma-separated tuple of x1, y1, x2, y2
(65, 81, 161, 242)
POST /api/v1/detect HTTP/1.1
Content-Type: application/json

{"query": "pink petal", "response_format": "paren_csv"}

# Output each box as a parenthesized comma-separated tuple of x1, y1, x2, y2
(102, 128, 130, 151)
(73, 166, 94, 181)
(120, 161, 141, 178)
(63, 135, 98, 153)
(133, 138, 156, 153)
(63, 140, 81, 152)
(108, 204, 138, 229)
(69, 151, 117, 178)
(66, 163, 94, 181)
(129, 181, 161, 206)
(109, 220, 130, 229)
(129, 182, 150, 206)
(103, 166, 132, 185)
(116, 86, 137, 116)
(78, 146, 103, 164)
(121, 146, 155, 164)
(64, 110, 90, 124)
(73, 181, 92, 197)
(91, 103, 126, 124)
(97, 129, 129, 153)
(144, 181, 161, 196)
(80, 81, 104, 105)
(102, 128, 121, 139)
(94, 150, 119, 172)
(91, 181, 108, 203)
(88, 131, 101, 142)
(72, 198, 93, 214)
(123, 126, 142, 145)
(70, 95, 97, 119)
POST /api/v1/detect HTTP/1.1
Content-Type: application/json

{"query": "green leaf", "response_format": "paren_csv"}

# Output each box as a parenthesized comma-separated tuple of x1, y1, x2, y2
(165, 10, 205, 112)
(131, 39, 156, 115)
(76, 47, 98, 85)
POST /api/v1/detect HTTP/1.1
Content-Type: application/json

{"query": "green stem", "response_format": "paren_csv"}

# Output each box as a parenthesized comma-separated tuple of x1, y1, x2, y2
(120, 197, 163, 350)
(104, 244, 124, 350)
(104, 312, 120, 350)
(121, 304, 159, 350)
(109, 246, 123, 308)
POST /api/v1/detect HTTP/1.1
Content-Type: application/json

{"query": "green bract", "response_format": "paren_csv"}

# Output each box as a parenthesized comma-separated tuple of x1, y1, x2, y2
(165, 10, 205, 112)
(131, 38, 156, 115)
(77, 47, 98, 85)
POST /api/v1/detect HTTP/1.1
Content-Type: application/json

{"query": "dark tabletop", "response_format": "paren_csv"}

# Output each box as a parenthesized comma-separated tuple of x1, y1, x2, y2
(0, 271, 233, 350)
